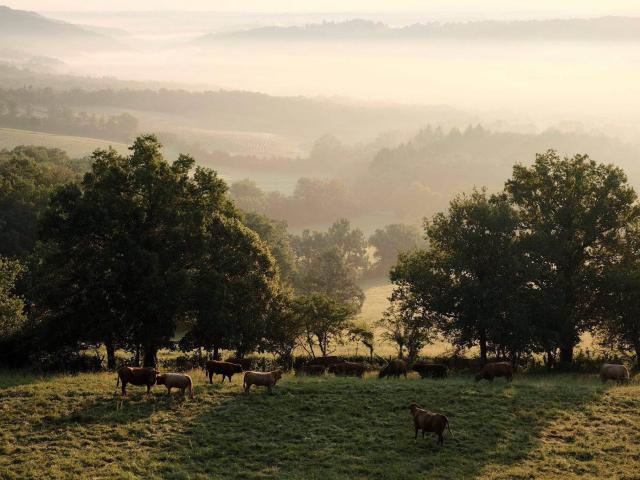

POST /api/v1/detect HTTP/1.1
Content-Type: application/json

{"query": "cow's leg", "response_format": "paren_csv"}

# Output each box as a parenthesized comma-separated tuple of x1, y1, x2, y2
(438, 433, 444, 445)
(414, 426, 419, 439)
(167, 386, 172, 396)
(422, 430, 425, 439)
(122, 382, 127, 397)
(208, 371, 213, 384)
(146, 384, 152, 396)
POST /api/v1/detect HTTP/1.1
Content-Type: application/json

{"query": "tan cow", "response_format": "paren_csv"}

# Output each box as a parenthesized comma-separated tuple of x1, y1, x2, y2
(599, 364, 630, 384)
(156, 373, 194, 398)
(243, 370, 283, 393)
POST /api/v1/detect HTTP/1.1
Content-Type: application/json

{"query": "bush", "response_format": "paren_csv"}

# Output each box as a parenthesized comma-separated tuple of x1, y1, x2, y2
(32, 347, 103, 373)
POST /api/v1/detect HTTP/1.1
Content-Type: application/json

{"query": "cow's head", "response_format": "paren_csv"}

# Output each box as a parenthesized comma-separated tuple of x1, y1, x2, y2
(155, 373, 167, 385)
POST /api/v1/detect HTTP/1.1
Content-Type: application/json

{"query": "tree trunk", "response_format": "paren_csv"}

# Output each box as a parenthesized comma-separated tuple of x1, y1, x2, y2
(213, 345, 219, 360)
(143, 343, 158, 368)
(479, 329, 488, 364)
(544, 349, 555, 372)
(559, 344, 574, 364)
(105, 339, 116, 370)
(134, 344, 141, 366)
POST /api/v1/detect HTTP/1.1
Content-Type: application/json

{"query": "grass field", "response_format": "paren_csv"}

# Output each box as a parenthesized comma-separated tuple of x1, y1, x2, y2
(1, 369, 638, 479)
(0, 128, 128, 158)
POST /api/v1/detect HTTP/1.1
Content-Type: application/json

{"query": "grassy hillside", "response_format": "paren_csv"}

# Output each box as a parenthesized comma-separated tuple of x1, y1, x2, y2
(1, 370, 638, 479)
(0, 128, 127, 158)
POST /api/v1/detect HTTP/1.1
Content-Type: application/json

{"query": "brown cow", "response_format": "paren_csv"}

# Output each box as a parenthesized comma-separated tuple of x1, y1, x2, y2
(409, 403, 452, 445)
(599, 364, 630, 384)
(156, 373, 194, 398)
(328, 361, 366, 378)
(475, 362, 513, 382)
(412, 362, 448, 379)
(244, 370, 283, 393)
(296, 364, 326, 376)
(378, 359, 408, 379)
(206, 360, 243, 383)
(115, 366, 159, 397)
(225, 357, 253, 370)
(306, 356, 345, 367)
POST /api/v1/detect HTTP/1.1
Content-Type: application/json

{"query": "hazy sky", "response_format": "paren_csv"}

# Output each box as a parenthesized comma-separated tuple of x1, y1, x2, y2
(7, 0, 640, 17)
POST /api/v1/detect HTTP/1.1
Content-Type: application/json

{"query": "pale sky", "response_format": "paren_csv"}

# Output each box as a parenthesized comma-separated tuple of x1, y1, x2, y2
(5, 0, 640, 17)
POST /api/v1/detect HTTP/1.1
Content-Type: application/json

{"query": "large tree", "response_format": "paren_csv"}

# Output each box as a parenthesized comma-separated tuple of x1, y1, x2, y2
(294, 293, 355, 358)
(506, 150, 637, 364)
(189, 214, 279, 359)
(596, 223, 640, 366)
(34, 135, 276, 367)
(391, 190, 524, 362)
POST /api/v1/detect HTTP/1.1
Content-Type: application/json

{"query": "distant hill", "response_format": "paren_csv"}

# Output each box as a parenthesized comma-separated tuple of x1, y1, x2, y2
(0, 5, 119, 53)
(198, 17, 640, 43)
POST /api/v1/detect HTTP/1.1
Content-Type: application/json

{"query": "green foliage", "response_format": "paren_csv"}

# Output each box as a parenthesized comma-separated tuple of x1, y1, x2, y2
(506, 150, 637, 362)
(32, 135, 278, 367)
(0, 256, 25, 338)
(377, 285, 434, 361)
(231, 177, 359, 228)
(294, 293, 356, 357)
(369, 223, 424, 276)
(0, 145, 87, 257)
(242, 211, 296, 286)
(189, 214, 279, 358)
(596, 223, 640, 365)
(292, 219, 367, 311)
(392, 190, 524, 361)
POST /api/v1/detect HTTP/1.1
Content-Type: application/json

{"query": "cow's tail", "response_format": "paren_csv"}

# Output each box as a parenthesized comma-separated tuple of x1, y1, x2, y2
(114, 372, 120, 395)
(188, 376, 194, 398)
(445, 417, 454, 439)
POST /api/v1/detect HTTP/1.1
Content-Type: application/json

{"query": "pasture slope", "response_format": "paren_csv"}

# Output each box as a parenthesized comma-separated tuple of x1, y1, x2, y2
(0, 128, 128, 158)
(1, 370, 639, 479)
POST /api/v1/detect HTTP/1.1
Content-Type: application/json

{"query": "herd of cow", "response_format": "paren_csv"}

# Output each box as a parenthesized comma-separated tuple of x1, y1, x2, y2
(114, 357, 632, 446)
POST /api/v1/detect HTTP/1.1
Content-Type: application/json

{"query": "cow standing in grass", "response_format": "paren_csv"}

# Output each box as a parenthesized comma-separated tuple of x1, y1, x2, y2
(412, 362, 448, 379)
(599, 364, 630, 384)
(328, 362, 366, 378)
(206, 360, 243, 383)
(244, 370, 283, 393)
(378, 359, 407, 379)
(156, 373, 194, 398)
(475, 362, 513, 382)
(409, 403, 452, 445)
(115, 366, 159, 397)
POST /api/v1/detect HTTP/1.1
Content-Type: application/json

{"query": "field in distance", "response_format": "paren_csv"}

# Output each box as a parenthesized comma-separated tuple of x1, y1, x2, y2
(0, 128, 128, 158)
(1, 369, 638, 479)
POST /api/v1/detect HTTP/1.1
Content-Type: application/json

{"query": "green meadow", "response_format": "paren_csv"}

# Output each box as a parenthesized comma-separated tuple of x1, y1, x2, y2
(1, 370, 638, 480)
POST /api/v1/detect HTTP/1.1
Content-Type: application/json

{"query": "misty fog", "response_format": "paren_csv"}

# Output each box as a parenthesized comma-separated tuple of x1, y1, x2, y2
(2, 3, 640, 233)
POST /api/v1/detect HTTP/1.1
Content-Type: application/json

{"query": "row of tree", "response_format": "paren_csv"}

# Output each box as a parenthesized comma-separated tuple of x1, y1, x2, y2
(382, 150, 640, 367)
(0, 137, 397, 369)
(0, 99, 138, 142)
